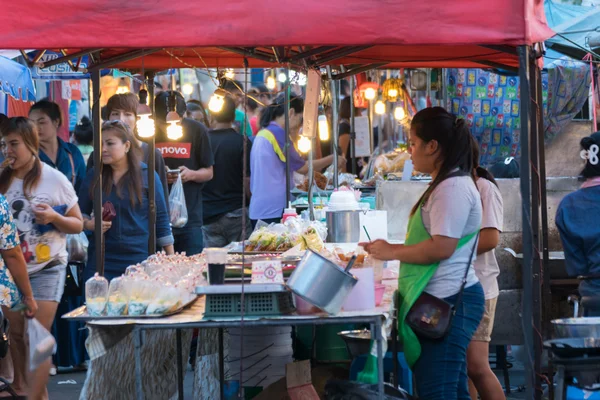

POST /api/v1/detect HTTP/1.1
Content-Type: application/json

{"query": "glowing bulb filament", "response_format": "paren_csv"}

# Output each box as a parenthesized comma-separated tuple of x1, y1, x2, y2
(394, 106, 406, 121)
(136, 114, 155, 138)
(298, 136, 311, 154)
(266, 76, 276, 90)
(208, 93, 225, 113)
(225, 69, 235, 80)
(182, 84, 194, 95)
(364, 87, 376, 100)
(375, 100, 386, 115)
(387, 88, 398, 98)
(167, 121, 183, 140)
(318, 115, 329, 141)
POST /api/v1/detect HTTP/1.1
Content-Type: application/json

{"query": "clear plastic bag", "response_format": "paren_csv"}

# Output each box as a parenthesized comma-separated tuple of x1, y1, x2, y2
(66, 232, 89, 263)
(169, 174, 188, 228)
(28, 318, 56, 372)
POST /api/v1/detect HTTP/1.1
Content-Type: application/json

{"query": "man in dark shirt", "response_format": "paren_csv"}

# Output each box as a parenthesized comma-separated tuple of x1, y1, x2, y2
(202, 97, 252, 247)
(154, 91, 214, 255)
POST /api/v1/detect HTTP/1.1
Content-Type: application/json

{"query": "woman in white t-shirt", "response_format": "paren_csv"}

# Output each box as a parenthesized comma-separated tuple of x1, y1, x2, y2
(361, 107, 484, 399)
(0, 117, 83, 399)
(467, 141, 505, 400)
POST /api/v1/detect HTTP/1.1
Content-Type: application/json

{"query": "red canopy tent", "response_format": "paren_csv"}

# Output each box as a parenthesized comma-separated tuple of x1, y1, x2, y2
(2, 0, 553, 70)
(3, 3, 555, 399)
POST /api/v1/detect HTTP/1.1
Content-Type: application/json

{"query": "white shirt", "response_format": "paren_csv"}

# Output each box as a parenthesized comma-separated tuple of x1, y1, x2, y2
(5, 163, 78, 274)
(474, 178, 503, 299)
(421, 176, 482, 298)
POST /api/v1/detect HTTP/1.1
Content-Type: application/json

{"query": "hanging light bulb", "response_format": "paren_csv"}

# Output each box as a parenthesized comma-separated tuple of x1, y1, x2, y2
(387, 88, 399, 99)
(182, 83, 194, 95)
(166, 121, 183, 140)
(224, 68, 235, 80)
(266, 76, 276, 90)
(208, 89, 227, 113)
(318, 115, 329, 141)
(278, 72, 287, 83)
(298, 135, 312, 154)
(375, 100, 386, 115)
(136, 114, 155, 138)
(116, 78, 130, 94)
(364, 87, 376, 100)
(394, 106, 406, 121)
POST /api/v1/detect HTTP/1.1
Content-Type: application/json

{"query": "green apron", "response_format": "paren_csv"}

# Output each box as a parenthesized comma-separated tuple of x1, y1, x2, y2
(399, 204, 477, 368)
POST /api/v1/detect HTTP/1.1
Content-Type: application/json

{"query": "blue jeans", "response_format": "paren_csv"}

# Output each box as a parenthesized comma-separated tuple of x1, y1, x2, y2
(173, 226, 204, 256)
(413, 283, 485, 400)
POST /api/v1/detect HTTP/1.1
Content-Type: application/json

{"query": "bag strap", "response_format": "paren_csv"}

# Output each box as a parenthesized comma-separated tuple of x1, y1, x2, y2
(67, 151, 76, 186)
(452, 232, 480, 314)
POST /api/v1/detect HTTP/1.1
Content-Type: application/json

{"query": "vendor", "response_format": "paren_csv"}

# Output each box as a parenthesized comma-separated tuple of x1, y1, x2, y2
(361, 107, 484, 399)
(249, 93, 344, 225)
(78, 121, 174, 281)
(556, 131, 600, 316)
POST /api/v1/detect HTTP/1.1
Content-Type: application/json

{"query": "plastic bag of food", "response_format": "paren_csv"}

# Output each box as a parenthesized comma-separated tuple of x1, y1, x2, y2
(85, 273, 108, 316)
(302, 226, 324, 252)
(169, 174, 188, 228)
(146, 287, 184, 315)
(107, 277, 129, 316)
(127, 279, 155, 316)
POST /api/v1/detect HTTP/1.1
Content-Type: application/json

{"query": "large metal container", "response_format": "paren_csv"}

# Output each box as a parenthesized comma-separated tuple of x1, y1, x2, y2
(326, 211, 361, 243)
(286, 250, 358, 314)
(552, 318, 600, 339)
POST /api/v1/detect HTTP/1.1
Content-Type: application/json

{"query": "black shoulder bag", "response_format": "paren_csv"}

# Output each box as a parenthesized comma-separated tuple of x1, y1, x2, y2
(406, 233, 479, 340)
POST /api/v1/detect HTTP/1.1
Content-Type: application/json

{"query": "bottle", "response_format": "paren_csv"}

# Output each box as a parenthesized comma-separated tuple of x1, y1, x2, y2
(282, 202, 298, 223)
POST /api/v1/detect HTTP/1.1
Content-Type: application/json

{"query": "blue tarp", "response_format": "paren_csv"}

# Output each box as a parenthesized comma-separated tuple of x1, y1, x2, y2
(0, 55, 35, 102)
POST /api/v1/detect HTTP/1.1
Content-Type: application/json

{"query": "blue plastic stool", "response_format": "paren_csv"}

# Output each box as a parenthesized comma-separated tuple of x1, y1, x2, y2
(349, 352, 413, 395)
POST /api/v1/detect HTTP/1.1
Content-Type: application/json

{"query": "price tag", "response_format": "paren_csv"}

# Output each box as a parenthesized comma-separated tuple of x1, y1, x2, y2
(251, 260, 284, 284)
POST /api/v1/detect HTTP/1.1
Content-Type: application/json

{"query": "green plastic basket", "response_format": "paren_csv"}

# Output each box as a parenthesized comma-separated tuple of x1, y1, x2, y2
(204, 292, 295, 317)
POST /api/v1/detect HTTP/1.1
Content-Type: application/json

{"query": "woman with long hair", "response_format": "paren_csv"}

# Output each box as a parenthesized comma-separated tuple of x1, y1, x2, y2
(0, 117, 83, 399)
(250, 92, 344, 225)
(78, 120, 173, 281)
(556, 131, 600, 316)
(467, 139, 505, 400)
(360, 108, 485, 399)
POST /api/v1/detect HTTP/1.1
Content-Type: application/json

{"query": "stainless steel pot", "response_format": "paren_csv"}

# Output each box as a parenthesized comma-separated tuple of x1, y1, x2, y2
(326, 210, 361, 243)
(286, 250, 357, 314)
(552, 318, 600, 338)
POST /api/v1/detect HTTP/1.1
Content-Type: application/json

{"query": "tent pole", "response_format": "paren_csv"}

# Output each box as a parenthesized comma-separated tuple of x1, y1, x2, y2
(349, 74, 356, 176)
(284, 69, 291, 206)
(518, 45, 539, 400)
(91, 70, 104, 275)
(147, 71, 156, 254)
(327, 66, 339, 188)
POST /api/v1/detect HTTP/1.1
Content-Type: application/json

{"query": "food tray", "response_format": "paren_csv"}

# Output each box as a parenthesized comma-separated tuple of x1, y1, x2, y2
(61, 296, 197, 321)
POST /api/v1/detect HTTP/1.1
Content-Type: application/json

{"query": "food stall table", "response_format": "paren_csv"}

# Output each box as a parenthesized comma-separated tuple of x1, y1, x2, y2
(84, 294, 391, 400)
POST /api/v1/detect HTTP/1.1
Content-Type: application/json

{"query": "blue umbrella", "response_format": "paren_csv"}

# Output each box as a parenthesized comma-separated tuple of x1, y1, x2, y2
(0, 55, 35, 102)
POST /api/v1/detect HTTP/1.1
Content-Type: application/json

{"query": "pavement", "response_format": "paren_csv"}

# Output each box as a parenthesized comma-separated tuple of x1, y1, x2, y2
(45, 363, 530, 400)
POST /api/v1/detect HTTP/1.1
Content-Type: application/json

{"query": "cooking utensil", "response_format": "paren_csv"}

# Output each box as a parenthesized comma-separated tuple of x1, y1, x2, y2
(344, 255, 357, 272)
(337, 329, 399, 358)
(326, 210, 361, 243)
(544, 337, 600, 358)
(286, 250, 358, 314)
(552, 317, 600, 339)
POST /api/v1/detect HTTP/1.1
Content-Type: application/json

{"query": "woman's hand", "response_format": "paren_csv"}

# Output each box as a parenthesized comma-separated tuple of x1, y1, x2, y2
(22, 295, 38, 318)
(359, 239, 400, 261)
(101, 221, 112, 234)
(32, 203, 57, 225)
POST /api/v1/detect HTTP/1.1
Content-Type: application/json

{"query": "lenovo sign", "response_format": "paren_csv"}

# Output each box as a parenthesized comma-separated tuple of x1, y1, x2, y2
(156, 142, 192, 159)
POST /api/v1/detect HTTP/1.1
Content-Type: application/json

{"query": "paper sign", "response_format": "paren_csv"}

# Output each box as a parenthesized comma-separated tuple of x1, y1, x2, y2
(251, 260, 284, 284)
(354, 116, 371, 157)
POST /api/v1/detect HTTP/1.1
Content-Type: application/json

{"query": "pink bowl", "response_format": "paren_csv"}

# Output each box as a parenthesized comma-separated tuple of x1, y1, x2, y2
(374, 284, 386, 306)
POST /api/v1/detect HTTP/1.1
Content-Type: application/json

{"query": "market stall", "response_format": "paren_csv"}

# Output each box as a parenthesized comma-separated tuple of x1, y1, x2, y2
(2, 1, 556, 399)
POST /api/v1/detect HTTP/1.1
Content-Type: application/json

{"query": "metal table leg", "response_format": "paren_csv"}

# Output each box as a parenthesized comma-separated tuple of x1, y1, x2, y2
(134, 328, 144, 400)
(176, 329, 184, 400)
(375, 318, 384, 399)
(219, 328, 225, 400)
(555, 365, 566, 400)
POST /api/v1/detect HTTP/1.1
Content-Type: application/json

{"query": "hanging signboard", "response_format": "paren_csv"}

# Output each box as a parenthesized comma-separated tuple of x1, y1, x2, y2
(61, 80, 82, 101)
(30, 51, 90, 80)
(354, 116, 371, 157)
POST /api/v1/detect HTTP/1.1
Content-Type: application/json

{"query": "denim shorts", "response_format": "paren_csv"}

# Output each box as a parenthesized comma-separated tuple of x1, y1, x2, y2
(29, 264, 67, 302)
(413, 282, 485, 400)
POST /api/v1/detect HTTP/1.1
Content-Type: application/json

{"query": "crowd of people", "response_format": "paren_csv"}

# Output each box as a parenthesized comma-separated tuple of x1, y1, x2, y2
(1, 75, 597, 399)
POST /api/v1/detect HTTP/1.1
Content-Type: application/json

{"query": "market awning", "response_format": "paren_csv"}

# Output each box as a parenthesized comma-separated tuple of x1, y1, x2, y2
(2, 0, 554, 70)
(546, 6, 600, 60)
(0, 55, 35, 102)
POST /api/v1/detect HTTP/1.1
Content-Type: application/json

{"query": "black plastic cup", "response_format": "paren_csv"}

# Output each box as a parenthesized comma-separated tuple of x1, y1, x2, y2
(208, 263, 225, 285)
